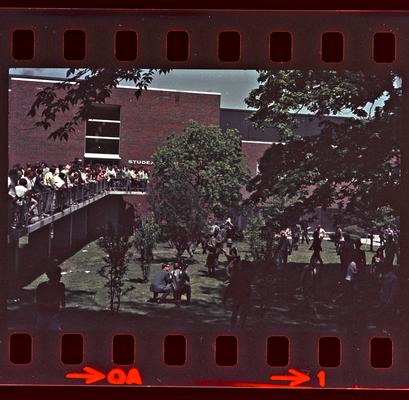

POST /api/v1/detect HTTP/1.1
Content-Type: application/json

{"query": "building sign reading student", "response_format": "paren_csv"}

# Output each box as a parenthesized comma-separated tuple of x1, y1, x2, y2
(128, 160, 154, 166)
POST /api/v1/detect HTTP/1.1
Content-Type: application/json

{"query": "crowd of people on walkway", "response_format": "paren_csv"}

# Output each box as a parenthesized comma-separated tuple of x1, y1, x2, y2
(8, 160, 150, 228)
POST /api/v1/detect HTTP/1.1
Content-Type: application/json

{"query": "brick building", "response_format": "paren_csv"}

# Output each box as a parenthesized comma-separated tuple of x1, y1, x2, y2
(220, 108, 349, 231)
(9, 75, 343, 229)
(9, 76, 221, 167)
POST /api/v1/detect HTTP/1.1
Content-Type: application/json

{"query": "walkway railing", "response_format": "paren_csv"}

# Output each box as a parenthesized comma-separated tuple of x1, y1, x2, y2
(9, 178, 148, 231)
(107, 178, 148, 192)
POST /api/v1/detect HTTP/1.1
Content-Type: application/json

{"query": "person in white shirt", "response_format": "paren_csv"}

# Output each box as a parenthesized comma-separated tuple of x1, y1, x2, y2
(129, 168, 137, 179)
(142, 169, 149, 191)
(319, 226, 327, 240)
(104, 166, 117, 181)
(15, 179, 28, 200)
(8, 175, 16, 199)
(15, 178, 38, 223)
(345, 261, 357, 282)
(43, 167, 55, 188)
(54, 174, 66, 189)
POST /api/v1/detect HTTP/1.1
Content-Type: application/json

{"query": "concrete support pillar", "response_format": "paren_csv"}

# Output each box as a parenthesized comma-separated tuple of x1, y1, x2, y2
(6, 237, 19, 294)
(88, 196, 121, 238)
(28, 225, 52, 263)
(71, 207, 88, 248)
(51, 215, 73, 258)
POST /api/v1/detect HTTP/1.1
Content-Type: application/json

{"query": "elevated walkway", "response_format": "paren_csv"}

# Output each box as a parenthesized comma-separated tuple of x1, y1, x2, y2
(9, 180, 147, 240)
(7, 182, 147, 290)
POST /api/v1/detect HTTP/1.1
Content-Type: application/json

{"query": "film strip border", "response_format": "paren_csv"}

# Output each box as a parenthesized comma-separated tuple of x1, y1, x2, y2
(0, 10, 407, 69)
(1, 330, 407, 387)
(7, 333, 392, 369)
(9, 28, 397, 65)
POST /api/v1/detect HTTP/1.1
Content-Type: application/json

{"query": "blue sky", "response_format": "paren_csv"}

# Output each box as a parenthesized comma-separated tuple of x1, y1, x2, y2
(10, 68, 260, 110)
(10, 68, 388, 116)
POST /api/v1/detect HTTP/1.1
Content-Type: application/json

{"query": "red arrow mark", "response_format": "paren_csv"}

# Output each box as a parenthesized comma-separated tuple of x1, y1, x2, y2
(66, 366, 106, 384)
(269, 369, 311, 387)
(194, 380, 313, 388)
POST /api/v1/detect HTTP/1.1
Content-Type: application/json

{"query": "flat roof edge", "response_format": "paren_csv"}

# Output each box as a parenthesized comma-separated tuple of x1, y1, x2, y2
(10, 76, 222, 96)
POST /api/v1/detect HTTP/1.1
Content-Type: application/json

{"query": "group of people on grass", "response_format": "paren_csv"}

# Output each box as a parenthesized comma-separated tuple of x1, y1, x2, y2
(149, 217, 253, 328)
(8, 160, 150, 227)
(272, 223, 326, 269)
(300, 224, 400, 333)
(149, 262, 191, 306)
(31, 209, 400, 332)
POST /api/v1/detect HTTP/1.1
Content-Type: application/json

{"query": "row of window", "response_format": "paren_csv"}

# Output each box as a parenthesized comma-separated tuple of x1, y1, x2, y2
(85, 104, 121, 160)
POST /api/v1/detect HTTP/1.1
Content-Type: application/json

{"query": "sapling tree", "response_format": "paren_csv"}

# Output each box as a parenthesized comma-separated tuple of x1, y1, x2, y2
(97, 223, 134, 312)
(133, 213, 160, 282)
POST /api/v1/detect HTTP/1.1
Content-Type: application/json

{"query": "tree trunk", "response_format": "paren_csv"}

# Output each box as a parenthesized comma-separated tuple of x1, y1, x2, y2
(116, 294, 121, 313)
(264, 228, 274, 261)
(109, 269, 114, 311)
(176, 243, 183, 259)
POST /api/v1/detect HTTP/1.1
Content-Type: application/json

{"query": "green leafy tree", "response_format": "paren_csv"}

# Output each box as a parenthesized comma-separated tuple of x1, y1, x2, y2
(150, 120, 250, 255)
(244, 213, 266, 261)
(97, 224, 134, 312)
(28, 68, 169, 140)
(244, 195, 296, 262)
(245, 70, 402, 227)
(133, 213, 161, 282)
(335, 205, 399, 251)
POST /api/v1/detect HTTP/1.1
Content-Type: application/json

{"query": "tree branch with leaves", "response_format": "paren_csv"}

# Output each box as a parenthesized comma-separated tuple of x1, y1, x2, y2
(28, 68, 170, 140)
(245, 69, 402, 227)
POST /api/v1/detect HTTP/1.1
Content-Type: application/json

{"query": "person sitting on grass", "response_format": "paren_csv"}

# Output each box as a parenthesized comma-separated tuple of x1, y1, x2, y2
(150, 263, 171, 303)
(35, 266, 65, 332)
(170, 262, 191, 307)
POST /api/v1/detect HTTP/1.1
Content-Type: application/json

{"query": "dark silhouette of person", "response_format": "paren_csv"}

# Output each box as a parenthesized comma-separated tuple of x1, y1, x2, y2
(223, 260, 253, 328)
(35, 266, 65, 331)
(309, 226, 323, 265)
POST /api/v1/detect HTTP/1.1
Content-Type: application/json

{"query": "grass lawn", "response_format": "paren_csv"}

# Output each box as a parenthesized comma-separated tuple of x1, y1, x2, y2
(9, 237, 379, 332)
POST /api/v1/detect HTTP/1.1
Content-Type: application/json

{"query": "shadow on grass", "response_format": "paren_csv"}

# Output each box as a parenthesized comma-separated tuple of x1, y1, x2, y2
(7, 254, 374, 334)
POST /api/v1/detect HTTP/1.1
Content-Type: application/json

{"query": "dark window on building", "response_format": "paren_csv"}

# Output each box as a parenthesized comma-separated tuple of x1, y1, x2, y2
(220, 108, 349, 143)
(88, 104, 121, 120)
(85, 138, 119, 155)
(85, 104, 121, 160)
(86, 121, 120, 138)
